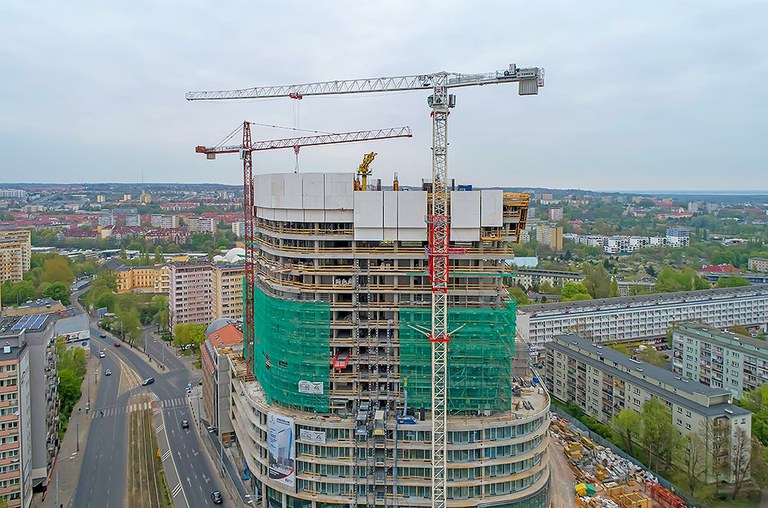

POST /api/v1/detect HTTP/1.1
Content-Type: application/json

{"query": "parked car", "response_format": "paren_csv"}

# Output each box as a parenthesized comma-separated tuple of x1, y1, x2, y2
(114, 341, 121, 347)
(99, 333, 106, 338)
(181, 420, 189, 429)
(99, 351, 106, 358)
(211, 491, 223, 504)
(142, 377, 155, 386)
(104, 368, 112, 376)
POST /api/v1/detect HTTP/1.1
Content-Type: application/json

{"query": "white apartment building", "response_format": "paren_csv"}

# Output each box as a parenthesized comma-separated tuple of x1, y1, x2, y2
(673, 322, 768, 399)
(231, 221, 245, 238)
(187, 216, 217, 234)
(150, 214, 180, 229)
(518, 286, 768, 355)
(0, 230, 31, 283)
(749, 258, 768, 273)
(168, 262, 213, 329)
(545, 334, 751, 484)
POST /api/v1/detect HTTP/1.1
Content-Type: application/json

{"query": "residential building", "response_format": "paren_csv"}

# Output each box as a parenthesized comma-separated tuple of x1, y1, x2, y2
(150, 214, 180, 230)
(510, 268, 583, 290)
(200, 319, 242, 444)
(97, 210, 114, 227)
(0, 230, 31, 283)
(168, 262, 213, 329)
(231, 221, 245, 238)
(517, 286, 768, 356)
(749, 258, 768, 273)
(0, 190, 27, 199)
(544, 334, 751, 484)
(187, 216, 217, 234)
(666, 226, 690, 248)
(536, 224, 563, 252)
(211, 264, 244, 322)
(229, 172, 549, 507)
(95, 194, 106, 203)
(548, 207, 563, 222)
(114, 265, 169, 294)
(673, 322, 768, 398)
(139, 190, 152, 205)
(125, 213, 140, 227)
(563, 232, 686, 254)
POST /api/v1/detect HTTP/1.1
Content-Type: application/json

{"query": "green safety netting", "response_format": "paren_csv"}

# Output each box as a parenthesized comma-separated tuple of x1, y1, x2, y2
(399, 301, 516, 412)
(251, 285, 330, 412)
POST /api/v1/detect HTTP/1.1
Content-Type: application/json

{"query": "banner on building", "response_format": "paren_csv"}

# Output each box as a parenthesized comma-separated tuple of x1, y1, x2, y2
(298, 380, 323, 395)
(299, 429, 326, 444)
(267, 412, 295, 488)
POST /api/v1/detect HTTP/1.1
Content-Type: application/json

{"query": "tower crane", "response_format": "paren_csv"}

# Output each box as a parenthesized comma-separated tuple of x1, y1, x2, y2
(187, 64, 544, 508)
(195, 123, 412, 382)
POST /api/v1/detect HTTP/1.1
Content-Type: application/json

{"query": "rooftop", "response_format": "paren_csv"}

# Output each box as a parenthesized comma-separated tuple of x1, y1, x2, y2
(547, 334, 750, 417)
(676, 322, 768, 353)
(0, 313, 50, 334)
(519, 285, 768, 315)
(53, 313, 89, 336)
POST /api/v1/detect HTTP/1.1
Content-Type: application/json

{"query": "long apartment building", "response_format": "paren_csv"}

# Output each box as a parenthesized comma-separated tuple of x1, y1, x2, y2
(230, 172, 550, 508)
(211, 264, 244, 322)
(168, 262, 213, 329)
(544, 334, 751, 484)
(673, 322, 768, 399)
(518, 286, 768, 355)
(115, 265, 169, 294)
(0, 230, 31, 283)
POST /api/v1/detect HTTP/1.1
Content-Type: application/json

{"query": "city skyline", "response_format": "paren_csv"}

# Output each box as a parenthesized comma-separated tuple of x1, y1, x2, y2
(2, 2, 766, 190)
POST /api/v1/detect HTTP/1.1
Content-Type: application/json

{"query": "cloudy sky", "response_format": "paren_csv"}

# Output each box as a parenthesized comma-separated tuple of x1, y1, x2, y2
(1, 1, 766, 191)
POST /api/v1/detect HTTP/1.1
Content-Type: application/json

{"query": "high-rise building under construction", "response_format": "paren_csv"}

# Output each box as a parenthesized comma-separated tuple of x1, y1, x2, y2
(229, 171, 550, 508)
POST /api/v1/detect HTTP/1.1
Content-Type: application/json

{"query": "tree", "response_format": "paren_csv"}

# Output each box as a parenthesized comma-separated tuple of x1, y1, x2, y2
(57, 369, 82, 416)
(114, 308, 142, 344)
(561, 282, 592, 302)
(0, 280, 35, 306)
(173, 323, 206, 348)
(729, 428, 753, 500)
(655, 266, 708, 293)
(43, 281, 71, 305)
(677, 431, 709, 496)
(609, 277, 619, 297)
(40, 254, 74, 286)
(640, 397, 681, 472)
(154, 245, 164, 264)
(716, 276, 751, 288)
(610, 408, 642, 455)
(728, 325, 750, 336)
(507, 286, 530, 306)
(637, 346, 666, 367)
(582, 263, 611, 299)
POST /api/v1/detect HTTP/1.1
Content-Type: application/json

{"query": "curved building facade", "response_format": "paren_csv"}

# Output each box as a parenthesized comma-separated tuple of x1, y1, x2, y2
(229, 172, 550, 507)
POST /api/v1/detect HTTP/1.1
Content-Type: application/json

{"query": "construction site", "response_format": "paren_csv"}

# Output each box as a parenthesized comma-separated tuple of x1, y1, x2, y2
(188, 66, 551, 507)
(550, 414, 687, 508)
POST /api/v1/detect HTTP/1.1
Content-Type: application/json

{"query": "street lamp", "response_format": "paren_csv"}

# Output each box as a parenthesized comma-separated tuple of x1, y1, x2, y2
(76, 407, 81, 452)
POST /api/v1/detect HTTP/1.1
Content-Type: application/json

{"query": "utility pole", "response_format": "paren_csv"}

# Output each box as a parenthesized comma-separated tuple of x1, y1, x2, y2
(76, 407, 80, 452)
(218, 374, 224, 478)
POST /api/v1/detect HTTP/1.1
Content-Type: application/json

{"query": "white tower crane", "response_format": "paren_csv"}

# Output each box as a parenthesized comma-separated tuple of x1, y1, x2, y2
(187, 64, 544, 508)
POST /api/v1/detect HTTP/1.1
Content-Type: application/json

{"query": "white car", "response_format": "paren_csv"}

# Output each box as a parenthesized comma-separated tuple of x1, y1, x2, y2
(99, 351, 106, 358)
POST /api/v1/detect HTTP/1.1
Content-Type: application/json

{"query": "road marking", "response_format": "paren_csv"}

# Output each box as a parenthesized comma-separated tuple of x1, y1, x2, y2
(162, 450, 171, 461)
(156, 424, 164, 433)
(171, 483, 182, 497)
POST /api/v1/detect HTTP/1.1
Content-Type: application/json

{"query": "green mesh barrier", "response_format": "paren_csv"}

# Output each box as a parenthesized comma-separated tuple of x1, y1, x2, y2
(252, 285, 330, 412)
(399, 301, 516, 412)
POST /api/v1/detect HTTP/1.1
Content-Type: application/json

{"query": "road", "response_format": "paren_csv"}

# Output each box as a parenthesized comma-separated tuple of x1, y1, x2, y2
(74, 320, 225, 507)
(548, 436, 577, 508)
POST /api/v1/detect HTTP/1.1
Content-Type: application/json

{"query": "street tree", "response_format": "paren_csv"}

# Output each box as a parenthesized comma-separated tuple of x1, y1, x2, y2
(640, 397, 681, 472)
(729, 428, 754, 500)
(561, 282, 592, 302)
(43, 281, 71, 305)
(610, 408, 642, 455)
(40, 254, 74, 286)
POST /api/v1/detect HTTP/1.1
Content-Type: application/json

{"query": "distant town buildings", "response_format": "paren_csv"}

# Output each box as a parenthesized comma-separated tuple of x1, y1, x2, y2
(231, 221, 245, 238)
(563, 227, 690, 254)
(749, 257, 768, 273)
(548, 207, 563, 222)
(517, 286, 768, 355)
(115, 265, 169, 294)
(545, 333, 751, 484)
(0, 229, 31, 283)
(150, 214, 180, 230)
(186, 216, 217, 235)
(536, 224, 563, 252)
(0, 189, 27, 199)
(511, 268, 583, 289)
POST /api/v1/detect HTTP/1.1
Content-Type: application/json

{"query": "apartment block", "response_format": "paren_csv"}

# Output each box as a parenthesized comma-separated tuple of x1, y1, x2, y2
(673, 322, 768, 398)
(211, 264, 244, 322)
(518, 286, 768, 355)
(510, 268, 583, 290)
(229, 172, 549, 508)
(0, 230, 31, 283)
(200, 320, 242, 444)
(548, 207, 563, 222)
(231, 221, 245, 238)
(186, 216, 216, 234)
(544, 334, 751, 484)
(536, 224, 563, 252)
(749, 258, 768, 273)
(150, 214, 180, 230)
(168, 262, 213, 329)
(115, 265, 169, 294)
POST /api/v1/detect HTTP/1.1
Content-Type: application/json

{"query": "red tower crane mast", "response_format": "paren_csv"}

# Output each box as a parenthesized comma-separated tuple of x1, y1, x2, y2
(195, 124, 412, 374)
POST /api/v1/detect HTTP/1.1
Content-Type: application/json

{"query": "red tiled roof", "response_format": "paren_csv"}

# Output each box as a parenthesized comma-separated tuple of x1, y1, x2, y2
(700, 264, 740, 274)
(206, 323, 242, 347)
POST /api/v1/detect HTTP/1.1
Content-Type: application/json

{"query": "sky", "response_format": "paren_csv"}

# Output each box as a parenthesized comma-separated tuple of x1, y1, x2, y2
(0, 1, 766, 191)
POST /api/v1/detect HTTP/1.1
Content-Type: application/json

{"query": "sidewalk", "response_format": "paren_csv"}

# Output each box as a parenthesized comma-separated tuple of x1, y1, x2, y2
(35, 355, 99, 508)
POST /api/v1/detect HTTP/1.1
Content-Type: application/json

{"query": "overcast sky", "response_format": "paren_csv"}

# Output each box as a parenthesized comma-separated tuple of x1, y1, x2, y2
(1, 1, 766, 191)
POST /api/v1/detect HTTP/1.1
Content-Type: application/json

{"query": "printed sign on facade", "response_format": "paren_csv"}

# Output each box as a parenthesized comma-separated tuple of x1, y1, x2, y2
(267, 412, 295, 488)
(298, 380, 323, 395)
(299, 429, 326, 444)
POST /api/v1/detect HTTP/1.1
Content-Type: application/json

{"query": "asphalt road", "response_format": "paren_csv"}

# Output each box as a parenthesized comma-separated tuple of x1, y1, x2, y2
(74, 322, 225, 508)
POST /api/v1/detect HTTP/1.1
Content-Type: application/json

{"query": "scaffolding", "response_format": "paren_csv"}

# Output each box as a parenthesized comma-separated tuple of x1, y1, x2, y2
(251, 284, 330, 412)
(399, 301, 516, 412)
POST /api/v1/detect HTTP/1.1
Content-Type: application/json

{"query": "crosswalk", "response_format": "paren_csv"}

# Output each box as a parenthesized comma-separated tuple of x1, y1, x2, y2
(92, 397, 188, 419)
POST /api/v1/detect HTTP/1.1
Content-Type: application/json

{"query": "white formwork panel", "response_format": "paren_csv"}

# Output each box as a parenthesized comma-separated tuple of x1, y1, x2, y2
(354, 191, 383, 241)
(481, 190, 503, 227)
(253, 174, 271, 208)
(282, 173, 303, 209)
(285, 209, 304, 221)
(356, 228, 385, 241)
(325, 173, 354, 210)
(256, 206, 275, 221)
(397, 191, 427, 241)
(273, 208, 288, 222)
(269, 174, 285, 209)
(383, 191, 398, 241)
(302, 173, 325, 210)
(325, 210, 353, 222)
(451, 190, 480, 242)
(304, 209, 325, 222)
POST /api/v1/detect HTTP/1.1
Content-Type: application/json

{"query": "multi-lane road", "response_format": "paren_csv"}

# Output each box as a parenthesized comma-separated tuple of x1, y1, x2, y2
(74, 318, 225, 507)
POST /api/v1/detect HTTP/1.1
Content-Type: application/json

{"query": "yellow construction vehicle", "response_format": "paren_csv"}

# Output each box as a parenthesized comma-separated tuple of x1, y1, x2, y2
(355, 151, 377, 190)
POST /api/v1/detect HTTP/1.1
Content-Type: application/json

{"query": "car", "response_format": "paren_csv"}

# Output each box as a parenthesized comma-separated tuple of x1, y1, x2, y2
(181, 420, 189, 429)
(211, 491, 223, 504)
(207, 426, 218, 435)
(99, 351, 106, 358)
(142, 377, 155, 386)
(114, 341, 121, 347)
(99, 333, 106, 338)
(104, 368, 112, 376)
